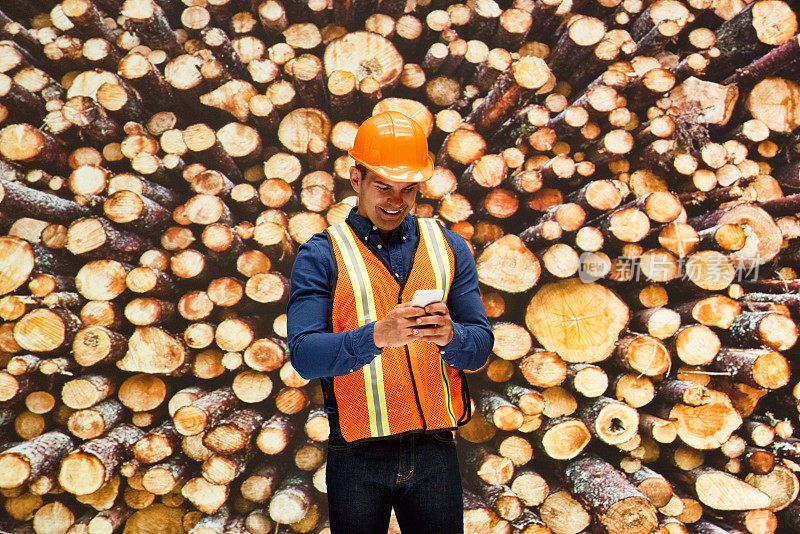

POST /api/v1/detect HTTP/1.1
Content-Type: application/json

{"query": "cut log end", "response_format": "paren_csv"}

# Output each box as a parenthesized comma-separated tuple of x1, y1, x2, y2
(604, 496, 658, 534)
(173, 406, 208, 436)
(476, 234, 540, 293)
(0, 236, 34, 296)
(0, 454, 31, 489)
(752, 0, 798, 46)
(58, 453, 105, 495)
(692, 469, 772, 511)
(540, 418, 591, 459)
(526, 279, 629, 363)
(13, 308, 70, 352)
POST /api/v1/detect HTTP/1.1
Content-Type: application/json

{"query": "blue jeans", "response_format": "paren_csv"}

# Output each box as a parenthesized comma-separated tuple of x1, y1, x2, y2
(326, 430, 464, 534)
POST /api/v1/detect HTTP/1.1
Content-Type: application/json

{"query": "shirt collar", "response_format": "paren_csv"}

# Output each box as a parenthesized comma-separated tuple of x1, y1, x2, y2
(346, 207, 416, 243)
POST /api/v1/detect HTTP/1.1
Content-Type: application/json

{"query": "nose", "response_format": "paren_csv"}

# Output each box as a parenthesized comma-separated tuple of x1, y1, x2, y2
(388, 189, 404, 206)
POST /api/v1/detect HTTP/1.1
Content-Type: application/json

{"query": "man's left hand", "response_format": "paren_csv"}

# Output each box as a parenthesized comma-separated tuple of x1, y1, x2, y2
(412, 302, 453, 346)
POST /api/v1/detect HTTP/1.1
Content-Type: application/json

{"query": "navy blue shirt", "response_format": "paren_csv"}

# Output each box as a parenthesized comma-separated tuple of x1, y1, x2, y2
(287, 208, 493, 382)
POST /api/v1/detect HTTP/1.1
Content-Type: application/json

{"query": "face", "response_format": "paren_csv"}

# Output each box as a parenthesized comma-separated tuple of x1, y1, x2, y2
(350, 167, 419, 235)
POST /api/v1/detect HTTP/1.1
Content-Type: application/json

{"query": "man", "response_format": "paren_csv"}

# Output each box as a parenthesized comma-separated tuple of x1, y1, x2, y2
(287, 111, 493, 534)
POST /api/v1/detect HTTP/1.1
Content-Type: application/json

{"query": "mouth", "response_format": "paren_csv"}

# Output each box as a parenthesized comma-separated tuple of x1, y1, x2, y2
(381, 207, 402, 216)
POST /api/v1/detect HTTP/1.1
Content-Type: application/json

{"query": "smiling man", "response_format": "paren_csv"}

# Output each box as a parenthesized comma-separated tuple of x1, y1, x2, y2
(287, 111, 492, 534)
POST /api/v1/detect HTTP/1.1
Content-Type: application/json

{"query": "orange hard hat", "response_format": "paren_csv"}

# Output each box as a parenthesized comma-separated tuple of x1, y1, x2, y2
(348, 111, 434, 183)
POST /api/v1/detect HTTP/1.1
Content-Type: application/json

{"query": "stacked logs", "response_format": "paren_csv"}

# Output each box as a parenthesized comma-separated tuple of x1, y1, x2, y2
(0, 0, 800, 533)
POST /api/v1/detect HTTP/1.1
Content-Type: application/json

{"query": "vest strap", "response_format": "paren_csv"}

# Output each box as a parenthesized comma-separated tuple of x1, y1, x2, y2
(418, 218, 452, 301)
(328, 223, 390, 437)
(419, 218, 457, 426)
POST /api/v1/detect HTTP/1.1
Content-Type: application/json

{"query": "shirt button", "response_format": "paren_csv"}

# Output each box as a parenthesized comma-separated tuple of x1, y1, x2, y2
(372, 225, 377, 230)
(402, 236, 406, 241)
(377, 244, 382, 249)
(394, 272, 399, 277)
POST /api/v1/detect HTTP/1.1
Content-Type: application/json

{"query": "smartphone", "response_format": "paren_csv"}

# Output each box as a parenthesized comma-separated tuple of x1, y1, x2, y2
(411, 289, 444, 309)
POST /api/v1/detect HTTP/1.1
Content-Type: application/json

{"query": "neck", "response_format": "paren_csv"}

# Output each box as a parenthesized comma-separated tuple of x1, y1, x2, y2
(356, 209, 398, 243)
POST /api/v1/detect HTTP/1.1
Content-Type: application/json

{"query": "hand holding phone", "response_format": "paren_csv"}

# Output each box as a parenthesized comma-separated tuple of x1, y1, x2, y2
(410, 289, 453, 345)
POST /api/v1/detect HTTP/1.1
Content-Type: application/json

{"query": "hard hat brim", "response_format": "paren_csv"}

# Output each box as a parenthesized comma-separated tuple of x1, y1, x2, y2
(349, 151, 434, 183)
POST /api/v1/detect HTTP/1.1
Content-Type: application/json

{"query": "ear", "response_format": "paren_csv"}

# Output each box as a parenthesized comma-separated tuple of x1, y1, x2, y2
(349, 165, 361, 191)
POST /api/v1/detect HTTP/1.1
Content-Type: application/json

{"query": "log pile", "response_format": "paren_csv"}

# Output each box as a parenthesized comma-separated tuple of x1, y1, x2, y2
(1, 0, 800, 532)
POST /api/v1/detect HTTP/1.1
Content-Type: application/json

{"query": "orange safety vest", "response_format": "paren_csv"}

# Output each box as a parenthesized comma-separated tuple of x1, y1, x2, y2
(326, 218, 471, 443)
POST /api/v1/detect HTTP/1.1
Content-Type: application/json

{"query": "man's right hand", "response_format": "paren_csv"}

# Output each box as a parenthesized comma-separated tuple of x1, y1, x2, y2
(373, 302, 427, 348)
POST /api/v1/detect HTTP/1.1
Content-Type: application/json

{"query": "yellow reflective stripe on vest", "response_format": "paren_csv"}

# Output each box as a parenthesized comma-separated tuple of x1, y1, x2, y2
(419, 218, 452, 301)
(439, 357, 456, 426)
(328, 223, 390, 437)
(419, 218, 457, 427)
(330, 224, 375, 326)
